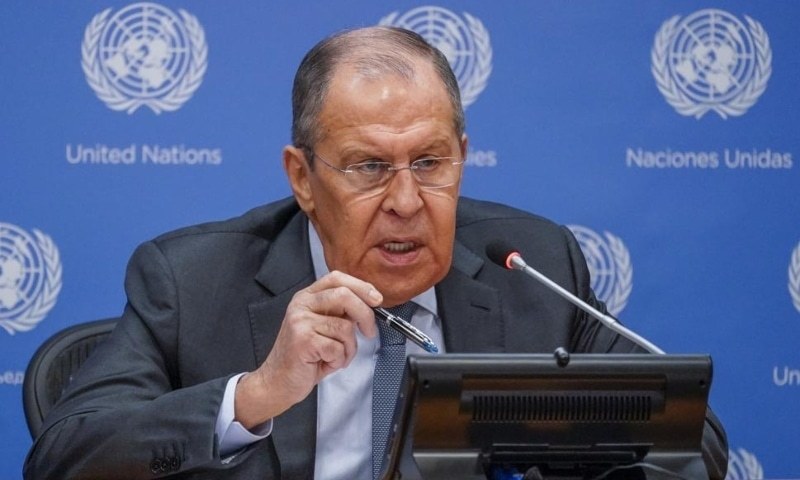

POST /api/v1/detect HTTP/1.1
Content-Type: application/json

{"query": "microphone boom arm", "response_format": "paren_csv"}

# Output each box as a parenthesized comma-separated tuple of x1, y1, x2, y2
(509, 255, 665, 354)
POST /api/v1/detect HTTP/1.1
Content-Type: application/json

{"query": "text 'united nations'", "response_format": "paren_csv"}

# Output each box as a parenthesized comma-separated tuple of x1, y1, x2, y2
(66, 144, 222, 165)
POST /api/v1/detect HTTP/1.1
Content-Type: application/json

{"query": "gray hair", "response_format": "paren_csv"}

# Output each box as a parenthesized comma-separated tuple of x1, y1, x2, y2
(291, 26, 464, 162)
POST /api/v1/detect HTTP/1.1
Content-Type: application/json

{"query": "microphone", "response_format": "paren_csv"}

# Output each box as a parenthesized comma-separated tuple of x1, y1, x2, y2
(486, 240, 664, 354)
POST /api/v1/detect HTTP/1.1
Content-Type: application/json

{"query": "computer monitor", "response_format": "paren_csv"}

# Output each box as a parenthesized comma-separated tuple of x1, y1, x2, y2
(382, 353, 712, 480)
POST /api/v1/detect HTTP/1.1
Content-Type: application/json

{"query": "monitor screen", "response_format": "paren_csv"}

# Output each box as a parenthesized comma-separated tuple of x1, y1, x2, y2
(383, 353, 712, 480)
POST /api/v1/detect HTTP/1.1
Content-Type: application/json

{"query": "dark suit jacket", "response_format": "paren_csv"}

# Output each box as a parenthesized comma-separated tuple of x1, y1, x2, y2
(24, 196, 728, 479)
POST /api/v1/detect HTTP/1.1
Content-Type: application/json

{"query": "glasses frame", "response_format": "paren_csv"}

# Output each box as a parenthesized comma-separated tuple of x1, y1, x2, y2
(308, 150, 465, 192)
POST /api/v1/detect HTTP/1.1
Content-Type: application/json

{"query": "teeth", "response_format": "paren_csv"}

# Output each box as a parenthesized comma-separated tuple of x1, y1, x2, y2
(383, 242, 415, 252)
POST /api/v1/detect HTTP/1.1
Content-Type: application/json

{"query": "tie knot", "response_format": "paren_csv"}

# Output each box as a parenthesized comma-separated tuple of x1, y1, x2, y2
(376, 302, 417, 346)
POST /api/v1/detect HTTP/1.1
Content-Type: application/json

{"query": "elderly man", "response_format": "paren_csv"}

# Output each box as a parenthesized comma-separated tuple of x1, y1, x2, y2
(25, 27, 727, 479)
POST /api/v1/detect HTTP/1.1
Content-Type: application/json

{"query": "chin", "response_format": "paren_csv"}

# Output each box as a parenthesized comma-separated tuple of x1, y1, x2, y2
(375, 270, 445, 307)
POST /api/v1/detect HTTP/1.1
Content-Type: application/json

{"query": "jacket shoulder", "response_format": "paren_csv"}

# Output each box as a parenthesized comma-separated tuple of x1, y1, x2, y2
(455, 197, 576, 266)
(150, 197, 301, 247)
(456, 197, 563, 233)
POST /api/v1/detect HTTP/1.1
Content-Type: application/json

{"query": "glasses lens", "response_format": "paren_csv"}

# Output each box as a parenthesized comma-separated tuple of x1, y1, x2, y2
(413, 157, 462, 188)
(347, 162, 391, 191)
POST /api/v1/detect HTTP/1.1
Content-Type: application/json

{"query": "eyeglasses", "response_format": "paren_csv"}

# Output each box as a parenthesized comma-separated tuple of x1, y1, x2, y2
(309, 151, 465, 193)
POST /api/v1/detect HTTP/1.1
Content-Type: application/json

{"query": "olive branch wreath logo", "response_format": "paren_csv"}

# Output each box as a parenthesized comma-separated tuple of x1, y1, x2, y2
(0, 227, 62, 335)
(81, 6, 207, 114)
(651, 12, 771, 119)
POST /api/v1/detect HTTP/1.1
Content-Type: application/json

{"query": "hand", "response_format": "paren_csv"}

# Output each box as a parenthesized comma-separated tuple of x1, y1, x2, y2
(234, 270, 383, 428)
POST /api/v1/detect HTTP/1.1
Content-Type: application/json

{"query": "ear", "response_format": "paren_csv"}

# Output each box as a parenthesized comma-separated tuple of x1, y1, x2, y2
(283, 145, 315, 214)
(458, 134, 469, 195)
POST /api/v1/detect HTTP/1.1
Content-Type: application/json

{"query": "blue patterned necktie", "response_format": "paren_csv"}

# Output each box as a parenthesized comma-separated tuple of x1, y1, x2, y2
(372, 302, 416, 480)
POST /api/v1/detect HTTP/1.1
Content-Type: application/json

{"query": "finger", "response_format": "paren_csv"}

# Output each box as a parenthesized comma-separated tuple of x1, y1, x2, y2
(310, 332, 348, 372)
(300, 280, 379, 338)
(312, 314, 358, 362)
(306, 270, 383, 307)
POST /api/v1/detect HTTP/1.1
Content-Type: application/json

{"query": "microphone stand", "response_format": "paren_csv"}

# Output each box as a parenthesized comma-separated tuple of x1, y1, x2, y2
(508, 254, 665, 355)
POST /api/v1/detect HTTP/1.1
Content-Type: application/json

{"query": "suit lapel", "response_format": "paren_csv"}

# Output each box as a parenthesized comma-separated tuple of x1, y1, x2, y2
(437, 240, 505, 353)
(247, 211, 317, 479)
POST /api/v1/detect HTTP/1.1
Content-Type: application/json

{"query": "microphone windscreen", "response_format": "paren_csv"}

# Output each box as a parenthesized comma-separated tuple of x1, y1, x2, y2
(485, 240, 518, 269)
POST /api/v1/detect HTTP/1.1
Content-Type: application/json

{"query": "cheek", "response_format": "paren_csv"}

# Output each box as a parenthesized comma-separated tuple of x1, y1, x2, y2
(425, 194, 458, 262)
(317, 199, 380, 270)
(430, 223, 456, 267)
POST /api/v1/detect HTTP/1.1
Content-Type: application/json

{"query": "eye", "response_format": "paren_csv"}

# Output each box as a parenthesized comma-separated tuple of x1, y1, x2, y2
(412, 157, 444, 171)
(348, 161, 390, 176)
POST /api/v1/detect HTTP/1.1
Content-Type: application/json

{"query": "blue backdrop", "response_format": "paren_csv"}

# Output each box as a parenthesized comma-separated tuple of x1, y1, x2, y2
(1, 2, 798, 478)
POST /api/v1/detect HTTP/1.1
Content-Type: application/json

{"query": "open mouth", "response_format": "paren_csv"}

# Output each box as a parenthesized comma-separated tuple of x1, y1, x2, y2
(382, 241, 417, 253)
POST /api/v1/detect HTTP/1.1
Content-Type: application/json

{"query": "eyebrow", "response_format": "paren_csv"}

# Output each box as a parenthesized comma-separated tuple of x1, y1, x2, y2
(337, 138, 455, 162)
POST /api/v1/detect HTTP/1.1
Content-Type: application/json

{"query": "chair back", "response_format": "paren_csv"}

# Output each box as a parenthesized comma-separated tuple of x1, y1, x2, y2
(23, 318, 117, 438)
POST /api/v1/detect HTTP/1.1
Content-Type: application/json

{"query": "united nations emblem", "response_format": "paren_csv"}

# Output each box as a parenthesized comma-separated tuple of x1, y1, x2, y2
(726, 447, 764, 480)
(789, 241, 800, 314)
(567, 226, 632, 317)
(651, 9, 771, 119)
(379, 6, 492, 109)
(81, 2, 208, 114)
(0, 223, 62, 335)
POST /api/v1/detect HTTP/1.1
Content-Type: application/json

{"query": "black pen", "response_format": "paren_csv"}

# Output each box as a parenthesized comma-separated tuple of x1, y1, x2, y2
(374, 307, 439, 354)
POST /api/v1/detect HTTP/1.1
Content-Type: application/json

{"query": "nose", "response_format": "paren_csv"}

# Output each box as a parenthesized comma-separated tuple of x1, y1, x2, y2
(381, 168, 423, 218)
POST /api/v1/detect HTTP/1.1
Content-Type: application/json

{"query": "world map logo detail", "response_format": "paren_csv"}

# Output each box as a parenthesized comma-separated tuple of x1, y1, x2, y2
(379, 6, 492, 109)
(726, 447, 764, 480)
(567, 226, 632, 317)
(0, 223, 62, 335)
(82, 2, 208, 114)
(652, 9, 771, 119)
(789, 241, 800, 314)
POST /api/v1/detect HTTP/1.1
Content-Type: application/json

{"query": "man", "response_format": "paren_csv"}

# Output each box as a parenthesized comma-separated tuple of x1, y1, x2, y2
(25, 27, 727, 479)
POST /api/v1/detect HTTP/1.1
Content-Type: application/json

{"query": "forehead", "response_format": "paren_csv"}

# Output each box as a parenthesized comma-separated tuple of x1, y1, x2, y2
(316, 61, 458, 151)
